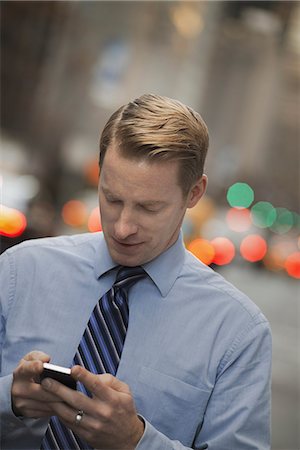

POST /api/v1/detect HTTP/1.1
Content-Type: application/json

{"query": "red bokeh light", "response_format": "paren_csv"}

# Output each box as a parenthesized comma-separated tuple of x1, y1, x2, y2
(285, 252, 300, 279)
(211, 237, 235, 265)
(240, 234, 267, 262)
(226, 207, 251, 232)
(0, 205, 27, 237)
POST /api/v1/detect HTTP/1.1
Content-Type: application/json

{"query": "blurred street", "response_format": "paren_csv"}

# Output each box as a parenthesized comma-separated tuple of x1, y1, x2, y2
(219, 265, 299, 450)
(1, 2, 299, 449)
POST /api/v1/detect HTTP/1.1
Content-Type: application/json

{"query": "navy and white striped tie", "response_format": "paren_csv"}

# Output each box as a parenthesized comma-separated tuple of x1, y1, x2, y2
(41, 266, 146, 450)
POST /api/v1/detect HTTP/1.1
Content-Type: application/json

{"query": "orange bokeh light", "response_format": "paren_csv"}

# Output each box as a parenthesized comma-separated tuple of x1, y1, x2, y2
(226, 207, 252, 232)
(0, 205, 27, 237)
(62, 200, 88, 227)
(211, 237, 235, 265)
(88, 207, 102, 232)
(240, 234, 267, 262)
(187, 238, 215, 265)
(263, 249, 285, 272)
(285, 252, 300, 279)
(84, 159, 99, 186)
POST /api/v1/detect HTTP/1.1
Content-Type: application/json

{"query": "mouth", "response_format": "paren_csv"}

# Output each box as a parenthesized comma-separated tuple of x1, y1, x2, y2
(112, 237, 143, 249)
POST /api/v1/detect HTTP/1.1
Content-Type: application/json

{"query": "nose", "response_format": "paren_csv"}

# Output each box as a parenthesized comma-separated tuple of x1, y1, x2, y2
(114, 208, 138, 240)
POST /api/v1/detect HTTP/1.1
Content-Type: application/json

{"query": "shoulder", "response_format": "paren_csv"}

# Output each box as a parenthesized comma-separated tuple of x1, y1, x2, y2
(181, 250, 271, 372)
(3, 232, 104, 268)
(5, 232, 102, 255)
(182, 249, 268, 326)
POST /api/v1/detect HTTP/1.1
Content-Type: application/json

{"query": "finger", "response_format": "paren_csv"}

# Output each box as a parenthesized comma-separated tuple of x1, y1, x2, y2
(12, 376, 63, 403)
(14, 352, 51, 384)
(14, 360, 47, 388)
(25, 408, 54, 419)
(41, 376, 103, 419)
(71, 366, 114, 400)
(16, 359, 44, 377)
(100, 373, 131, 395)
(60, 410, 102, 438)
(23, 351, 51, 362)
(42, 395, 97, 433)
(51, 401, 104, 440)
(41, 377, 87, 407)
(15, 399, 62, 418)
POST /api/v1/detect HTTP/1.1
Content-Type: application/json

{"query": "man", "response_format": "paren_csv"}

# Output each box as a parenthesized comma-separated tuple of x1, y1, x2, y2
(0, 94, 271, 449)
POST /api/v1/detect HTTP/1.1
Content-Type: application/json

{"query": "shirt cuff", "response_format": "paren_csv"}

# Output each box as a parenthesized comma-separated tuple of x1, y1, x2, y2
(135, 415, 172, 450)
(0, 374, 26, 434)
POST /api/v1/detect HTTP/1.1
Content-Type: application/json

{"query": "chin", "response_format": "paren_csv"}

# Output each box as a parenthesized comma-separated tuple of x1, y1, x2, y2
(109, 250, 140, 267)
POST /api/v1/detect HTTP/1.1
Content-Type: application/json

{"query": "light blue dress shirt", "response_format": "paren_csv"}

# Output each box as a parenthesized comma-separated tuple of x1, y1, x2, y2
(0, 231, 271, 450)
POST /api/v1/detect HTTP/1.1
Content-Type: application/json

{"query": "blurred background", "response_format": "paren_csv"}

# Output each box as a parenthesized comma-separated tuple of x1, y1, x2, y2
(0, 1, 299, 448)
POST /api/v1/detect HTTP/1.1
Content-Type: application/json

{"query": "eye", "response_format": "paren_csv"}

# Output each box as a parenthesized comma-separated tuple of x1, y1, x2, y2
(141, 205, 160, 213)
(105, 195, 120, 204)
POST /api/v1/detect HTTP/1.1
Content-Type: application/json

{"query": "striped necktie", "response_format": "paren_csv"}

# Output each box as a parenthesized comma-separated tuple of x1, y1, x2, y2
(41, 266, 146, 450)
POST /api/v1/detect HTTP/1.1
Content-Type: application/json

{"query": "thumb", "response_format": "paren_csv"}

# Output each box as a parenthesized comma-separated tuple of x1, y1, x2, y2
(100, 373, 131, 394)
(23, 351, 51, 362)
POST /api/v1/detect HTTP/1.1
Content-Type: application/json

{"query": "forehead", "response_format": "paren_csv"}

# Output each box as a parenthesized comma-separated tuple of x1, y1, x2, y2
(100, 145, 183, 199)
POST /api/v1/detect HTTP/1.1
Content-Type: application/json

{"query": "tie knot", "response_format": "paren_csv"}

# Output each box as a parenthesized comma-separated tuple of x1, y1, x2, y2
(114, 266, 146, 291)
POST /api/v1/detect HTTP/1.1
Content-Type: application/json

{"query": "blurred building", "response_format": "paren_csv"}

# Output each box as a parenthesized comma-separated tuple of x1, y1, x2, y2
(1, 1, 298, 213)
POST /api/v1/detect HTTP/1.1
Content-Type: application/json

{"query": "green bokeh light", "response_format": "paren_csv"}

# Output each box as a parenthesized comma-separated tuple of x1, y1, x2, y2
(227, 183, 254, 208)
(293, 212, 300, 229)
(270, 207, 294, 234)
(251, 202, 277, 228)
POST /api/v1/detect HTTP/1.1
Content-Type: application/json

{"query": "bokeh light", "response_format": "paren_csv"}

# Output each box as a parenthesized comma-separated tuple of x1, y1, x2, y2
(251, 201, 277, 228)
(0, 204, 27, 237)
(270, 208, 294, 234)
(187, 238, 215, 265)
(84, 159, 99, 186)
(293, 213, 300, 230)
(227, 182, 254, 208)
(61, 200, 88, 227)
(240, 234, 267, 262)
(211, 237, 235, 265)
(263, 237, 297, 273)
(285, 252, 300, 279)
(226, 207, 252, 232)
(263, 249, 285, 273)
(170, 3, 204, 39)
(88, 207, 102, 232)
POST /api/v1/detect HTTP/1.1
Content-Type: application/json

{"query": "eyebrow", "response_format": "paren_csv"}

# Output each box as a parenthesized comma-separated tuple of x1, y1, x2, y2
(102, 187, 166, 208)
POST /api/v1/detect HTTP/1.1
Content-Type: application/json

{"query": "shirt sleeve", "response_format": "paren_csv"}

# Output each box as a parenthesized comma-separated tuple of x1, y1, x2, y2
(137, 314, 272, 450)
(0, 251, 21, 431)
(0, 249, 49, 450)
(196, 316, 272, 450)
(136, 418, 208, 450)
(0, 251, 12, 372)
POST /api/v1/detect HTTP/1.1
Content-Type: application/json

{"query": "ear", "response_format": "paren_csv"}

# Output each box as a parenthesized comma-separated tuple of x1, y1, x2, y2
(187, 175, 208, 209)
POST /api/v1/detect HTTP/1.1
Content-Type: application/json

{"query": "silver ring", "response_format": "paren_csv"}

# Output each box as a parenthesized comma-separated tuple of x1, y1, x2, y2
(75, 409, 84, 425)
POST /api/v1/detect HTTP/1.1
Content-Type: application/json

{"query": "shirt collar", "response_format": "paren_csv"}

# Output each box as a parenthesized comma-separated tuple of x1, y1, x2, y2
(143, 231, 185, 298)
(94, 231, 185, 297)
(94, 233, 117, 279)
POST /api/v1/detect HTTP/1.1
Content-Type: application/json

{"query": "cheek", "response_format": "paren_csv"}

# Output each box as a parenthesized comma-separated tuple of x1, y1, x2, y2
(150, 213, 180, 239)
(100, 202, 117, 223)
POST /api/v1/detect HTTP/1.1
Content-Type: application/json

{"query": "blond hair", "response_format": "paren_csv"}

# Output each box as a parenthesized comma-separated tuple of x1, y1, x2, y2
(99, 94, 209, 195)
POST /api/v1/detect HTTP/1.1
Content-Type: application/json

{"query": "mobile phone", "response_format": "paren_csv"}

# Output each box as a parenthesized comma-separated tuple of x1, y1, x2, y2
(39, 363, 77, 390)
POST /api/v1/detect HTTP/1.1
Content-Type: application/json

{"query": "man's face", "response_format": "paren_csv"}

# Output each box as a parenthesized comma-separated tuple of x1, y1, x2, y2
(98, 145, 206, 267)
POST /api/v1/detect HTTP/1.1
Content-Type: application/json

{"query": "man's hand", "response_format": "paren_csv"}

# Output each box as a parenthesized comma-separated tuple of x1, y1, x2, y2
(11, 351, 64, 418)
(41, 365, 145, 450)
